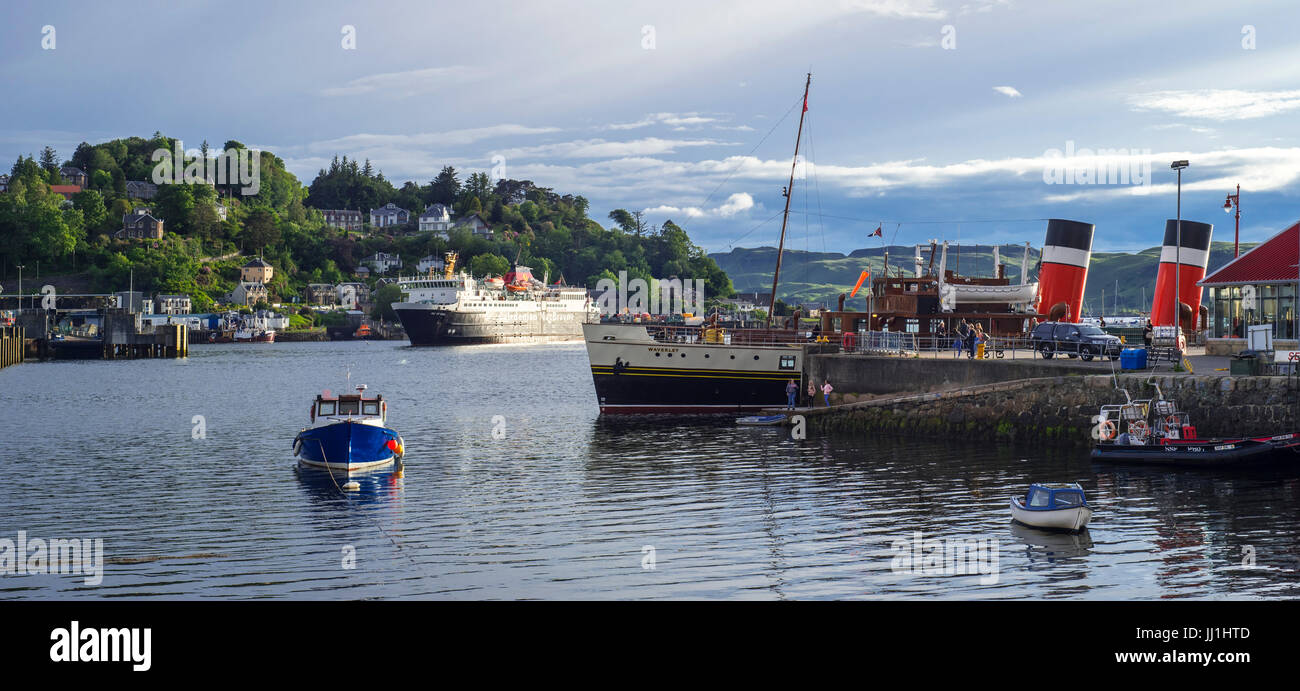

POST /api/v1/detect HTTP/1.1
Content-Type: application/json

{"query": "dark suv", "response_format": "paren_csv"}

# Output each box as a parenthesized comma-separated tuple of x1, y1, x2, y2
(1031, 321, 1122, 361)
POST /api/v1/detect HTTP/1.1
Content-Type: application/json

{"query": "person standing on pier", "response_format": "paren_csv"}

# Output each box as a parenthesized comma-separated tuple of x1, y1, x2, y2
(806, 381, 816, 408)
(785, 379, 798, 410)
(1143, 320, 1153, 348)
(821, 379, 833, 407)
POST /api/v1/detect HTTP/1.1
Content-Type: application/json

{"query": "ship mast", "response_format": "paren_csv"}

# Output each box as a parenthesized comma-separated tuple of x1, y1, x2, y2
(767, 73, 812, 327)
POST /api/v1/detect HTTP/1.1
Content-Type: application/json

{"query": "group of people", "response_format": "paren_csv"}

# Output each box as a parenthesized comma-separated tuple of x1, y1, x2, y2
(951, 319, 990, 359)
(785, 379, 833, 410)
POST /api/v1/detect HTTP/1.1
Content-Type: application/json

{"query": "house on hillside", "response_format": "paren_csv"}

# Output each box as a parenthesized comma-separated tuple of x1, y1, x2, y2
(125, 181, 158, 199)
(228, 281, 269, 306)
(116, 210, 164, 240)
(362, 252, 402, 274)
(240, 257, 274, 283)
(156, 294, 192, 315)
(60, 166, 87, 189)
(369, 202, 409, 229)
(321, 209, 363, 231)
(419, 204, 452, 234)
(455, 213, 493, 239)
(49, 185, 80, 201)
(307, 283, 336, 306)
(416, 255, 446, 275)
(336, 282, 371, 307)
(0, 174, 9, 192)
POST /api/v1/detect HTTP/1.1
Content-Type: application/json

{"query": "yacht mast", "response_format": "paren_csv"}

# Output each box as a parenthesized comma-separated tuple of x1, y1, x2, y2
(767, 72, 812, 326)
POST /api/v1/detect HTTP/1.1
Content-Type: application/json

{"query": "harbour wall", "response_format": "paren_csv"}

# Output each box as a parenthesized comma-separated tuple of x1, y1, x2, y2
(808, 374, 1296, 445)
(807, 353, 1099, 395)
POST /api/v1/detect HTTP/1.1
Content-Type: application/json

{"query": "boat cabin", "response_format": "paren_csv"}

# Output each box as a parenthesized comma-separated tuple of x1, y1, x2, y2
(1023, 483, 1088, 510)
(312, 387, 387, 424)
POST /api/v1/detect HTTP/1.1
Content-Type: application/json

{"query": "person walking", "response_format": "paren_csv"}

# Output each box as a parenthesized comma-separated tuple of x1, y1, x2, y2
(1142, 320, 1153, 348)
(821, 379, 833, 407)
(954, 320, 969, 358)
(785, 379, 798, 410)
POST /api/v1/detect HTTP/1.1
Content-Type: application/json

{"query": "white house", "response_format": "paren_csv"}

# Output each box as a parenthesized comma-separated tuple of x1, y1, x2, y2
(155, 294, 192, 314)
(336, 282, 371, 307)
(419, 204, 453, 234)
(416, 255, 446, 275)
(369, 202, 410, 229)
(363, 252, 402, 274)
(455, 213, 493, 239)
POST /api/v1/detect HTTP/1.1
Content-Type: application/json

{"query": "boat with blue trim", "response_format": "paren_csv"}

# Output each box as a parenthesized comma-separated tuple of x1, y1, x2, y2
(1010, 483, 1093, 532)
(293, 385, 404, 472)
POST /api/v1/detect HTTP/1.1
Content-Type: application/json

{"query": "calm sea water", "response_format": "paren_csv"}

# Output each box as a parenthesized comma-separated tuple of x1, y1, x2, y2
(2, 341, 1299, 600)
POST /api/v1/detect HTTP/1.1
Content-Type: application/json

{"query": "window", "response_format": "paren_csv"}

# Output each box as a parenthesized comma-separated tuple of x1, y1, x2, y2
(337, 400, 360, 415)
(318, 401, 336, 416)
(362, 401, 380, 415)
(1028, 488, 1051, 507)
(779, 355, 796, 370)
(1052, 491, 1083, 508)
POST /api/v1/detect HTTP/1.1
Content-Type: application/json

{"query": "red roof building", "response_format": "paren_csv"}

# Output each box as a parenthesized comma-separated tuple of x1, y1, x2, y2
(49, 184, 81, 200)
(1199, 220, 1299, 341)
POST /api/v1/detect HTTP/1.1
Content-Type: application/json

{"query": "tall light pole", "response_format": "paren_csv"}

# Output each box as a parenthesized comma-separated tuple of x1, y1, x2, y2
(1171, 160, 1188, 333)
(1223, 184, 1241, 258)
(15, 264, 23, 310)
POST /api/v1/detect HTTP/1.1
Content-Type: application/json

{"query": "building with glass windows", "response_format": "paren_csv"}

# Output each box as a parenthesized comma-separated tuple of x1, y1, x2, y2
(1199, 221, 1298, 354)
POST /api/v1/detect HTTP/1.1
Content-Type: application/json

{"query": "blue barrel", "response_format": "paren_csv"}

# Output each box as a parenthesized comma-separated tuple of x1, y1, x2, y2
(1120, 347, 1147, 370)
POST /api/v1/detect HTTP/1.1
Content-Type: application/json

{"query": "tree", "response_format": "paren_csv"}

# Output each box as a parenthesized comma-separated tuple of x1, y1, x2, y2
(243, 209, 280, 254)
(155, 184, 195, 234)
(72, 189, 108, 235)
(428, 166, 460, 206)
(469, 253, 509, 277)
(370, 282, 404, 322)
(39, 146, 60, 181)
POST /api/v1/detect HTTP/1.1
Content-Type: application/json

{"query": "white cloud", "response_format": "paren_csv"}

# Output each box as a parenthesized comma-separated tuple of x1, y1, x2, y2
(322, 66, 481, 97)
(605, 112, 723, 130)
(993, 86, 1023, 98)
(1129, 89, 1300, 120)
(644, 192, 755, 219)
(494, 137, 729, 159)
(841, 0, 948, 20)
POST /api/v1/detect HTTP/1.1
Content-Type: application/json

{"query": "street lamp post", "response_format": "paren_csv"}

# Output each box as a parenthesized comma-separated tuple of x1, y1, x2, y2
(1224, 184, 1241, 258)
(15, 264, 23, 310)
(1171, 161, 1189, 334)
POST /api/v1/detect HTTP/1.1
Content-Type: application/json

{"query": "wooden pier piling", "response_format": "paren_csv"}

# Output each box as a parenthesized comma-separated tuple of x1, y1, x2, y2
(0, 326, 24, 369)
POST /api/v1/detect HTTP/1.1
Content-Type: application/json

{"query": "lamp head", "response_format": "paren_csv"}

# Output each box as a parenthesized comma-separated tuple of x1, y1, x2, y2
(1171, 160, 1189, 170)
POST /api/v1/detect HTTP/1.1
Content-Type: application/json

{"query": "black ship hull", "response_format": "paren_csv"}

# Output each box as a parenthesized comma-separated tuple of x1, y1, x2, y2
(394, 305, 587, 346)
(1090, 434, 1300, 466)
(590, 364, 796, 414)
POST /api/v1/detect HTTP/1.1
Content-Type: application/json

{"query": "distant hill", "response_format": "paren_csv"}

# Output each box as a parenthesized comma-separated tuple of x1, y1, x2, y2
(709, 241, 1253, 315)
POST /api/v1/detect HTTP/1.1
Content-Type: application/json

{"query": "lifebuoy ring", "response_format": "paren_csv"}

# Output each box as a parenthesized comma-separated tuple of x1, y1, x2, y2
(1129, 420, 1149, 438)
(1099, 419, 1117, 441)
(1166, 415, 1180, 426)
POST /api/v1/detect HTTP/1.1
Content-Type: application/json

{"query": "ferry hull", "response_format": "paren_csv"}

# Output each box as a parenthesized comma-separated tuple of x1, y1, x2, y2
(394, 304, 589, 346)
(294, 421, 399, 471)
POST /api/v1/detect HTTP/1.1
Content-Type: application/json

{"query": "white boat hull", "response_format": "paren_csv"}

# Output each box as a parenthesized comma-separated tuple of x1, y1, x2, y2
(1010, 498, 1092, 531)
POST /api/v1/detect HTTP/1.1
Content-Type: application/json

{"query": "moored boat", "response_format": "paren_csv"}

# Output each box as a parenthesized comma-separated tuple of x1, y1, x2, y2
(736, 414, 787, 426)
(1010, 483, 1093, 532)
(1090, 384, 1300, 466)
(293, 385, 404, 472)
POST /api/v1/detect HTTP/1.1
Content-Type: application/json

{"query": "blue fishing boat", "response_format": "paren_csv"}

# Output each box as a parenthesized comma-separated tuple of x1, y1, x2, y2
(293, 385, 404, 471)
(1010, 483, 1093, 532)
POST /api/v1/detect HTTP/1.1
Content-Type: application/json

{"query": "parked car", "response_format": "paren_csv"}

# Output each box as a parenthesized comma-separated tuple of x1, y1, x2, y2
(1031, 321, 1122, 361)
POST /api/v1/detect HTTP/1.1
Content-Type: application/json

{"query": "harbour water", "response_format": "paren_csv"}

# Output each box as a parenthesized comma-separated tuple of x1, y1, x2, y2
(2, 341, 1298, 599)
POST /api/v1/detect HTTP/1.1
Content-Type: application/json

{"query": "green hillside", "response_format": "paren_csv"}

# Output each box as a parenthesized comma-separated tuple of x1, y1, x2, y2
(710, 241, 1252, 315)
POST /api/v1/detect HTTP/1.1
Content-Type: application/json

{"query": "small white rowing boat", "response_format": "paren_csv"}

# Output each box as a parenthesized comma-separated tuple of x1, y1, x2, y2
(736, 415, 787, 426)
(1010, 483, 1093, 532)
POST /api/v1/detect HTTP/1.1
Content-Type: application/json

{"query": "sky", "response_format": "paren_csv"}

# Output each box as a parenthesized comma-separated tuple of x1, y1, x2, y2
(3, 0, 1300, 255)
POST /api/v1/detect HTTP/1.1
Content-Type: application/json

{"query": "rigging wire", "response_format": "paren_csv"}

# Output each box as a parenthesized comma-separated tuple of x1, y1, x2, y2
(702, 95, 804, 211)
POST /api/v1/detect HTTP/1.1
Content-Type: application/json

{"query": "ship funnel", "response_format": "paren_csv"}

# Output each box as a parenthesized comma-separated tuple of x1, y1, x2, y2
(1150, 219, 1213, 329)
(1038, 219, 1094, 323)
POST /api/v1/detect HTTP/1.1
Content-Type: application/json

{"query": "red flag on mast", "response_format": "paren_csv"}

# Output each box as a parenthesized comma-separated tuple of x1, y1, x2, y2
(870, 225, 882, 237)
(802, 93, 808, 113)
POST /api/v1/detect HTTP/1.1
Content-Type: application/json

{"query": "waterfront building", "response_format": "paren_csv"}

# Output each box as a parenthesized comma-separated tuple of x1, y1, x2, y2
(116, 210, 164, 240)
(1200, 220, 1299, 349)
(419, 204, 453, 234)
(369, 202, 410, 229)
(321, 209, 363, 231)
(155, 294, 192, 314)
(125, 180, 158, 199)
(307, 283, 336, 306)
(240, 257, 274, 283)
